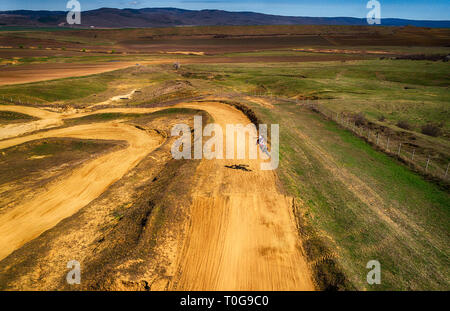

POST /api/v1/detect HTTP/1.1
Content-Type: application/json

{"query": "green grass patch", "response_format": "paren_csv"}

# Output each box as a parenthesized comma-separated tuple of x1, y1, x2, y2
(0, 111, 36, 124)
(0, 75, 111, 102)
(0, 138, 122, 186)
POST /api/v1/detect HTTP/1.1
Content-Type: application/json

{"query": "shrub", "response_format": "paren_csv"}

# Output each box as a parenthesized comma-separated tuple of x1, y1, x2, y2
(421, 123, 442, 137)
(397, 120, 411, 130)
(354, 112, 367, 126)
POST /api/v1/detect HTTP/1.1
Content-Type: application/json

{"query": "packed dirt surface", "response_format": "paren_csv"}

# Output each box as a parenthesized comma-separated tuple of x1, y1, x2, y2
(168, 101, 314, 290)
(243, 96, 275, 109)
(0, 101, 314, 290)
(0, 105, 62, 140)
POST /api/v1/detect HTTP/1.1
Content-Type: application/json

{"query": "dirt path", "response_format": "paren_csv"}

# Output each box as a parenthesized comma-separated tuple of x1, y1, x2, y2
(0, 105, 63, 140)
(0, 98, 149, 140)
(168, 102, 314, 290)
(0, 102, 314, 290)
(0, 121, 163, 260)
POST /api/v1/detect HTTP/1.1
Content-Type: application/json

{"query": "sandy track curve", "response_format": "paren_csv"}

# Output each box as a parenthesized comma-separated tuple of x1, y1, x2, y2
(0, 121, 163, 260)
(81, 103, 314, 290)
(0, 105, 60, 120)
(0, 105, 63, 140)
(169, 102, 314, 290)
(0, 102, 314, 290)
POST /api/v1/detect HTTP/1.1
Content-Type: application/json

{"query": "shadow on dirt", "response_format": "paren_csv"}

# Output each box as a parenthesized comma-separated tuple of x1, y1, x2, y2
(224, 164, 252, 172)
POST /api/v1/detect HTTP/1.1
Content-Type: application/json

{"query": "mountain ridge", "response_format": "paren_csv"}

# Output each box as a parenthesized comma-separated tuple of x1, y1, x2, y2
(1, 7, 449, 28)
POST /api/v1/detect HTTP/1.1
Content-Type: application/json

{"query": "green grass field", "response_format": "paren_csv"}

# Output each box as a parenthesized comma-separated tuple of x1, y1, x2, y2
(182, 59, 449, 130)
(179, 58, 450, 172)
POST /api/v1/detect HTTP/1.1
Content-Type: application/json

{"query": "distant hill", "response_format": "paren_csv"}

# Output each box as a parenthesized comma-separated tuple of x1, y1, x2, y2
(0, 8, 449, 28)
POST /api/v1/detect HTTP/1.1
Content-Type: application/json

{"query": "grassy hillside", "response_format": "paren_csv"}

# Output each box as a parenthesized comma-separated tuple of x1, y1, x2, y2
(174, 59, 450, 289)
(1, 25, 449, 56)
(251, 101, 449, 290)
(182, 59, 449, 129)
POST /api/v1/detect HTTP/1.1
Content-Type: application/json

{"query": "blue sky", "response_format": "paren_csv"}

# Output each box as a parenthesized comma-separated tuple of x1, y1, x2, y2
(1, 0, 449, 20)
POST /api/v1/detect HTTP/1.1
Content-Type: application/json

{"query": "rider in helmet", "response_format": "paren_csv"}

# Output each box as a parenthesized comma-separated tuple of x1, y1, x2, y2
(257, 135, 270, 157)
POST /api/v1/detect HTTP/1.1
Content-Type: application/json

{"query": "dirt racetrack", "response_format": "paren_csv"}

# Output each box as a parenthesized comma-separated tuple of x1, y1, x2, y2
(0, 105, 63, 139)
(0, 101, 314, 290)
(169, 102, 314, 290)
